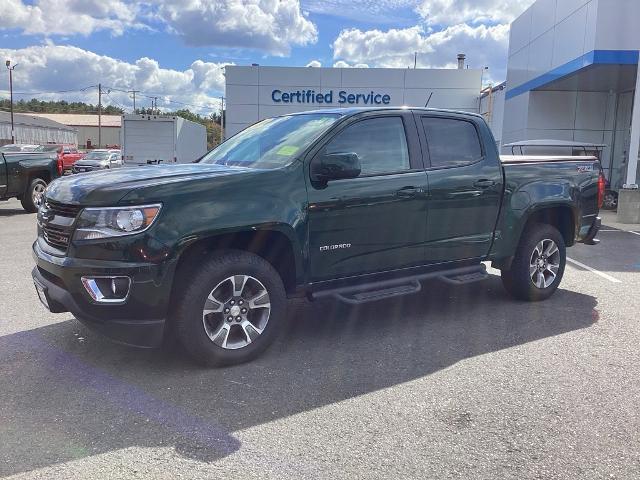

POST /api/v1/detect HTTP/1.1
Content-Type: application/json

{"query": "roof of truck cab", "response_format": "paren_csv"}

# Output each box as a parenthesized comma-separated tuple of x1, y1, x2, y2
(286, 107, 483, 118)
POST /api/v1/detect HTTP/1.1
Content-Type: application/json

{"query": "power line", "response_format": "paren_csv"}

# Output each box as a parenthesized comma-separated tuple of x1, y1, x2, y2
(0, 86, 97, 96)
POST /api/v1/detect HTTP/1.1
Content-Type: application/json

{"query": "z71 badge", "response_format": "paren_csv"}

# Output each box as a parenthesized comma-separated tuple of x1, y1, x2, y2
(320, 243, 351, 252)
(577, 165, 593, 173)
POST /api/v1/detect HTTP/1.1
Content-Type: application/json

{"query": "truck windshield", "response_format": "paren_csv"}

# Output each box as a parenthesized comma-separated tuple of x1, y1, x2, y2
(199, 113, 340, 169)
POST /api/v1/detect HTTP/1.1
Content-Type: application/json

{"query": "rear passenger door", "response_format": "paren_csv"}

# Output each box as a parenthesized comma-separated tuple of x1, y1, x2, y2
(417, 113, 503, 263)
(307, 112, 429, 282)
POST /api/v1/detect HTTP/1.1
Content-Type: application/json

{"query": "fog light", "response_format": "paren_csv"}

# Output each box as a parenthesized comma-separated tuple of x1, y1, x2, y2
(81, 276, 131, 303)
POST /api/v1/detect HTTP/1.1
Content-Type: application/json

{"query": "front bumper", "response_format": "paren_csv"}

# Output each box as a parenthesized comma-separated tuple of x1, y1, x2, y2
(32, 241, 176, 348)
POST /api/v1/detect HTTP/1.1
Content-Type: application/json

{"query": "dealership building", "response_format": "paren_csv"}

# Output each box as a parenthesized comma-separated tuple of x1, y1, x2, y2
(224, 64, 482, 138)
(503, 0, 640, 222)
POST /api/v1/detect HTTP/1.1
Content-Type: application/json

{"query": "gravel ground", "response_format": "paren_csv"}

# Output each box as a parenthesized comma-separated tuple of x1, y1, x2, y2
(0, 198, 639, 479)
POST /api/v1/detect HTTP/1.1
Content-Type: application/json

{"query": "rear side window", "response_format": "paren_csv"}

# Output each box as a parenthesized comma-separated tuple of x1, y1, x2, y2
(421, 117, 482, 168)
(324, 117, 410, 176)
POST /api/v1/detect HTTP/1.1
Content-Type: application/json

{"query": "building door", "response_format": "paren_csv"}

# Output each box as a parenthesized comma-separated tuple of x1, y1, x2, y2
(307, 113, 429, 282)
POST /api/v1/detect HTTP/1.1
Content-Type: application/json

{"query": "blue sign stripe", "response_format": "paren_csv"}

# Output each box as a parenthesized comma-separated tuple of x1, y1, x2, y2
(506, 49, 639, 100)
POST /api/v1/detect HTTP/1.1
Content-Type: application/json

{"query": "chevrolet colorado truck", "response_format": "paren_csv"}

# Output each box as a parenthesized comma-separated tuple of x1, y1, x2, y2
(31, 108, 603, 366)
(1, 151, 62, 212)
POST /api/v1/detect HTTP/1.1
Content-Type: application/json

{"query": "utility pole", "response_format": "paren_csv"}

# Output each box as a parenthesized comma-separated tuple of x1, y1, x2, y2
(414, 52, 417, 69)
(5, 60, 17, 143)
(98, 83, 102, 148)
(128, 89, 140, 113)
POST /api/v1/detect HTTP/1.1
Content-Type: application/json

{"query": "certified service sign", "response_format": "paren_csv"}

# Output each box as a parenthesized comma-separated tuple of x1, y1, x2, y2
(272, 89, 391, 106)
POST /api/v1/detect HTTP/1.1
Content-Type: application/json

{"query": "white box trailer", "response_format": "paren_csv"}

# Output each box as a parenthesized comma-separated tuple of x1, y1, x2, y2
(120, 114, 207, 165)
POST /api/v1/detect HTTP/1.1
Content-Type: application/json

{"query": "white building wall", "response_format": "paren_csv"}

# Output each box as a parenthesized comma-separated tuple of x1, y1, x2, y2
(0, 122, 77, 145)
(225, 66, 482, 138)
(76, 126, 121, 148)
(503, 0, 640, 187)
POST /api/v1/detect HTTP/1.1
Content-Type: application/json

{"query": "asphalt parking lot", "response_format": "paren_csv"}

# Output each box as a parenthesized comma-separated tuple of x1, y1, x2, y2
(1, 198, 639, 479)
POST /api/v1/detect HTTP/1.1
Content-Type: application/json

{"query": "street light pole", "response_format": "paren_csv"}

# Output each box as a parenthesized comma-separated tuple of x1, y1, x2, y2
(5, 60, 17, 144)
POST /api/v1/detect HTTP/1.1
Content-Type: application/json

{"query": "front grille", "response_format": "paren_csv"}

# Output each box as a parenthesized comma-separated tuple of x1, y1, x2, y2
(42, 224, 72, 250)
(45, 200, 82, 218)
(40, 200, 82, 251)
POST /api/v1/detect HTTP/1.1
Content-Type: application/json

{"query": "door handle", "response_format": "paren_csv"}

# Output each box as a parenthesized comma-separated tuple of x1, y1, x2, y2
(474, 179, 496, 189)
(396, 187, 422, 198)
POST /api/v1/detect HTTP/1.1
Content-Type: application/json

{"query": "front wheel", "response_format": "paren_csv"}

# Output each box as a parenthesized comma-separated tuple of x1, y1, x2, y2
(501, 223, 566, 301)
(20, 178, 47, 213)
(173, 250, 287, 366)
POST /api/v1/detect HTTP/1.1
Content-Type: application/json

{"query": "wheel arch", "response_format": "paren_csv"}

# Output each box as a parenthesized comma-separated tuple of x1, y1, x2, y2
(493, 204, 576, 271)
(172, 226, 302, 297)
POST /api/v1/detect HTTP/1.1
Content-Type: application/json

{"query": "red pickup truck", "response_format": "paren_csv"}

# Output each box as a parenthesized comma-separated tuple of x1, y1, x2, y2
(38, 144, 83, 172)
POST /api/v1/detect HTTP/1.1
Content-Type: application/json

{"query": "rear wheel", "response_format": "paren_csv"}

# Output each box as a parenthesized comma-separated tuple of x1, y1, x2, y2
(501, 223, 566, 301)
(173, 250, 287, 366)
(21, 178, 47, 213)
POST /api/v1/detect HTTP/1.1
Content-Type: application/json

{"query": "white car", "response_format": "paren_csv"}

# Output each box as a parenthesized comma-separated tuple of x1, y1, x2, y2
(72, 149, 122, 173)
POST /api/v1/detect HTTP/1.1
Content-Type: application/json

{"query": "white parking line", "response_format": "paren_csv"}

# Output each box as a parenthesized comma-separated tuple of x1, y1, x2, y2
(567, 257, 622, 283)
(629, 231, 640, 237)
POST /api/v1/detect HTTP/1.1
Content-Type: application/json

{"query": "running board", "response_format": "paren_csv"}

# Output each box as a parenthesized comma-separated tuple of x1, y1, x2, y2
(311, 264, 487, 305)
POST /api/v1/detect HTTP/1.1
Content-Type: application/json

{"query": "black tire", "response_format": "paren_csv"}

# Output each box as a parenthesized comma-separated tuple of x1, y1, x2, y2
(20, 178, 47, 213)
(173, 250, 287, 367)
(501, 223, 566, 302)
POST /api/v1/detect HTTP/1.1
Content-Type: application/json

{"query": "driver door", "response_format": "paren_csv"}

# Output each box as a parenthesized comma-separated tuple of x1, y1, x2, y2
(306, 112, 429, 282)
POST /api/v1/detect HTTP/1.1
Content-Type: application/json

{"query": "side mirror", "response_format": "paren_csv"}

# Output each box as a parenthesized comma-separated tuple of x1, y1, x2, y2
(312, 152, 361, 183)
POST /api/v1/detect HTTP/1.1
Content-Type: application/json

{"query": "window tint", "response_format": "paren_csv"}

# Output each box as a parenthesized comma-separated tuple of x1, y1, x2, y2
(421, 117, 482, 168)
(324, 117, 410, 176)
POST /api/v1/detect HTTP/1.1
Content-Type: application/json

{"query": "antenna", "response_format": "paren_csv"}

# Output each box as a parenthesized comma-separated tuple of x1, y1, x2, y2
(424, 92, 433, 108)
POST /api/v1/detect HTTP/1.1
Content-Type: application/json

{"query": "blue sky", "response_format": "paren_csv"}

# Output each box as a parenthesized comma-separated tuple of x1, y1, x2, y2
(0, 0, 533, 114)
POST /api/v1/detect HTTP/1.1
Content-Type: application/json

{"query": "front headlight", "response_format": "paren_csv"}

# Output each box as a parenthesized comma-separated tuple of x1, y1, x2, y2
(74, 204, 162, 240)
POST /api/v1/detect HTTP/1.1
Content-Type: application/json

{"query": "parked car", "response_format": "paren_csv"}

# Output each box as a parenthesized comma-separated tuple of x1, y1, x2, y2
(0, 144, 42, 153)
(72, 149, 122, 173)
(0, 151, 62, 212)
(38, 144, 83, 172)
(32, 108, 603, 366)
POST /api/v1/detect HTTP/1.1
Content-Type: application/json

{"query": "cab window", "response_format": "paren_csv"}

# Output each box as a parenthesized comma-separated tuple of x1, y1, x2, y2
(421, 117, 482, 168)
(323, 117, 410, 176)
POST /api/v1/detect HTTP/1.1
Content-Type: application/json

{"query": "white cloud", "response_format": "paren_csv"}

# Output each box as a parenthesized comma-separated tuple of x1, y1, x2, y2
(303, 0, 418, 24)
(333, 23, 509, 81)
(306, 60, 322, 67)
(152, 0, 318, 55)
(0, 0, 318, 56)
(416, 0, 533, 25)
(0, 0, 139, 36)
(0, 44, 228, 114)
(333, 61, 370, 68)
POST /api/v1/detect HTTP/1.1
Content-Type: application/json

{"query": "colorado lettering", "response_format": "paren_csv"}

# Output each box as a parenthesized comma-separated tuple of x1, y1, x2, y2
(271, 89, 391, 105)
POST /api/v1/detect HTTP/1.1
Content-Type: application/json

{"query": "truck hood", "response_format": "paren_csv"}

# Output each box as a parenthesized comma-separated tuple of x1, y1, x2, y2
(46, 163, 252, 205)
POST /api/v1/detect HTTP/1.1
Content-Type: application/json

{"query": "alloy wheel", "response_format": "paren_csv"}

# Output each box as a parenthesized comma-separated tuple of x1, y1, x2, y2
(529, 239, 560, 289)
(202, 275, 271, 350)
(32, 183, 46, 207)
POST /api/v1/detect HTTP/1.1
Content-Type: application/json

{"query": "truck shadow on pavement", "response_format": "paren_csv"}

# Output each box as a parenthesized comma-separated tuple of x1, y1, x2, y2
(0, 275, 598, 476)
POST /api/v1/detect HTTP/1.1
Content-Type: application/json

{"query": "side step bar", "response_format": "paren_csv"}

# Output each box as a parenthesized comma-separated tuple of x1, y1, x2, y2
(311, 265, 488, 305)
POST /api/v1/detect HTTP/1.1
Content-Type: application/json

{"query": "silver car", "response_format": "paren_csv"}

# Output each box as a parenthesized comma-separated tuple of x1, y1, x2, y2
(72, 149, 122, 173)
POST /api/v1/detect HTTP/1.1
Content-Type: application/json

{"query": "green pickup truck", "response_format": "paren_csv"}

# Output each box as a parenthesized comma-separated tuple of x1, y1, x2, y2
(31, 108, 603, 366)
(1, 151, 62, 212)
